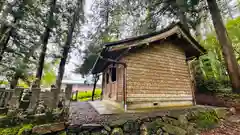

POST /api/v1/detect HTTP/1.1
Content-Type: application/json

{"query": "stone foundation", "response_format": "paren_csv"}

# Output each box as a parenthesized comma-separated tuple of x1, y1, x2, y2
(10, 107, 231, 135)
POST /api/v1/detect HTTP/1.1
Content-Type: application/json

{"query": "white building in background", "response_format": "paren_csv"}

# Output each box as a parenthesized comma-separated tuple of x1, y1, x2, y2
(61, 75, 101, 92)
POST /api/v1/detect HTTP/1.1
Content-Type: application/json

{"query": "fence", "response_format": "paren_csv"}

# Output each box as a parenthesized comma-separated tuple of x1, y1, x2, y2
(0, 84, 73, 113)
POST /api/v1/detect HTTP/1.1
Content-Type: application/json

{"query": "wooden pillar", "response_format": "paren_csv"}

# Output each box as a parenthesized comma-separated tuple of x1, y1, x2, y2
(101, 72, 105, 100)
(187, 60, 197, 105)
(28, 88, 41, 109)
(75, 91, 78, 101)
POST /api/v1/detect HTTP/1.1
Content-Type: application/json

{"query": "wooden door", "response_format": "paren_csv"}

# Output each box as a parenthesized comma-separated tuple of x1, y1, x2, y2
(103, 66, 118, 101)
(109, 82, 117, 101)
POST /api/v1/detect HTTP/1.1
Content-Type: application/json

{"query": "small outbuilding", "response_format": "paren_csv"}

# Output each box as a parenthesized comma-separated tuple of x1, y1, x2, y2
(91, 22, 206, 110)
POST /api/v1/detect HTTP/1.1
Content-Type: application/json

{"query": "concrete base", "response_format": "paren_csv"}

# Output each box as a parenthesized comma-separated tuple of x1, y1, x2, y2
(127, 101, 193, 110)
(89, 100, 124, 115)
(89, 100, 197, 114)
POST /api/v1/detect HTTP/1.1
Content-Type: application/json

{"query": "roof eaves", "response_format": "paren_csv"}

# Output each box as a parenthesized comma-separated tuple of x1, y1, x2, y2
(91, 22, 206, 74)
(176, 26, 206, 54)
(103, 22, 178, 48)
(107, 26, 179, 51)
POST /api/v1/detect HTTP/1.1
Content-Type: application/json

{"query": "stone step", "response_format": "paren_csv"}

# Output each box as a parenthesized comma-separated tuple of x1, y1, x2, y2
(89, 100, 124, 115)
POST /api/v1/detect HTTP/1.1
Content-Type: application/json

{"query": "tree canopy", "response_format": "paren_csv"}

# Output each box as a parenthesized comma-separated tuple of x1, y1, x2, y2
(0, 0, 240, 93)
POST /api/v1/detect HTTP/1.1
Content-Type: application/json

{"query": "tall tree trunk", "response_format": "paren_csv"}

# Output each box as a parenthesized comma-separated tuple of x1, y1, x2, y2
(35, 0, 57, 87)
(207, 0, 240, 93)
(55, 0, 82, 89)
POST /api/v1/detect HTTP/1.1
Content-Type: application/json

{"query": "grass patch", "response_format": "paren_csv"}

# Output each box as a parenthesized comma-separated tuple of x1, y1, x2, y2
(17, 124, 33, 135)
(0, 124, 33, 135)
(72, 89, 102, 101)
(0, 126, 21, 135)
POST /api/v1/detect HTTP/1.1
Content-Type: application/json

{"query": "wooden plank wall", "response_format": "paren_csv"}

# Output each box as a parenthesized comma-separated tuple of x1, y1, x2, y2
(124, 41, 193, 109)
(116, 65, 124, 102)
(102, 65, 124, 102)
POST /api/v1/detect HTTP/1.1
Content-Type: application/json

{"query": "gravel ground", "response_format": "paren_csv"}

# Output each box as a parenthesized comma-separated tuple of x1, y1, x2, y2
(68, 101, 168, 125)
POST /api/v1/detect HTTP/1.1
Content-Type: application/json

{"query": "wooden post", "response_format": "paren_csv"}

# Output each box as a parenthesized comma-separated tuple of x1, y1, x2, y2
(92, 75, 99, 101)
(187, 60, 197, 105)
(75, 91, 78, 101)
(101, 72, 105, 100)
(123, 65, 127, 111)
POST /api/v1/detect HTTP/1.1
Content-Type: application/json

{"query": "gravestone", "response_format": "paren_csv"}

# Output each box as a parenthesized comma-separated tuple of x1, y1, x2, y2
(0, 88, 6, 107)
(8, 87, 23, 109)
(19, 90, 31, 111)
(28, 88, 41, 109)
(40, 91, 54, 109)
(51, 85, 59, 109)
(3, 89, 13, 107)
(65, 84, 72, 106)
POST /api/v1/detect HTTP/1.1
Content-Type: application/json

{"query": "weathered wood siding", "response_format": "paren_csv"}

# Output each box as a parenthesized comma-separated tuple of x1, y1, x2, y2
(124, 41, 193, 109)
(102, 65, 124, 102)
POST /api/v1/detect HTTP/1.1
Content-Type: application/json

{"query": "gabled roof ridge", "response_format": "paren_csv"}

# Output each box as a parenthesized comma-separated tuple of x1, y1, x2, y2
(102, 22, 205, 53)
(104, 22, 180, 47)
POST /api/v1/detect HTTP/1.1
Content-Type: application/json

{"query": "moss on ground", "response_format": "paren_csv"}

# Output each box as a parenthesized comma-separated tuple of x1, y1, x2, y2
(192, 110, 219, 129)
(0, 124, 34, 135)
(17, 124, 33, 135)
(0, 115, 6, 119)
(0, 126, 21, 135)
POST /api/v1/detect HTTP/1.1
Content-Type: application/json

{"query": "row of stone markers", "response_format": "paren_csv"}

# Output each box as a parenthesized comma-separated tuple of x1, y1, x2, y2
(0, 84, 73, 113)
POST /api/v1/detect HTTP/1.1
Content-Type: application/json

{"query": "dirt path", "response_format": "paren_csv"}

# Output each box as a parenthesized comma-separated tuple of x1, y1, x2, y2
(68, 101, 100, 125)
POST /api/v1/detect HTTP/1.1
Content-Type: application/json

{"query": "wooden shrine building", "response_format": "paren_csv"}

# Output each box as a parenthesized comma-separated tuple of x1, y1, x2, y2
(91, 22, 206, 110)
